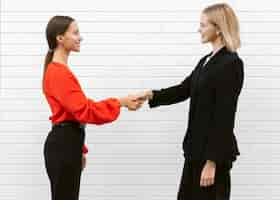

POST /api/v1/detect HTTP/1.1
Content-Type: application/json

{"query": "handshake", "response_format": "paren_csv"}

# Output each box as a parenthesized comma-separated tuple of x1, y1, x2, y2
(119, 90, 154, 111)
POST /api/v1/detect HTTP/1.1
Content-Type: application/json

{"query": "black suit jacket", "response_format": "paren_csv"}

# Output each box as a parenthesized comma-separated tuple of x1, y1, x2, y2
(149, 47, 244, 163)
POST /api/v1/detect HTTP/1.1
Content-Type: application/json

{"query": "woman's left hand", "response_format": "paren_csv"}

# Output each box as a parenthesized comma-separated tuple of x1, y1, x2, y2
(200, 160, 216, 187)
(82, 154, 87, 170)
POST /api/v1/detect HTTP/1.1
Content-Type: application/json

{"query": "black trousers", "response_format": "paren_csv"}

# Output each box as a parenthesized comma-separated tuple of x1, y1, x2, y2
(44, 122, 85, 200)
(177, 160, 231, 200)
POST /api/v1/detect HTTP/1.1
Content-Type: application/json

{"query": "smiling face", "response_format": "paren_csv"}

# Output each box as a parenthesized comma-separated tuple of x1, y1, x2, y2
(56, 21, 82, 52)
(198, 13, 220, 44)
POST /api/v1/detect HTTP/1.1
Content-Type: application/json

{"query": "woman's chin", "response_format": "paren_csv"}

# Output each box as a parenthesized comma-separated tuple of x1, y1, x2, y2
(72, 48, 80, 52)
(201, 38, 208, 44)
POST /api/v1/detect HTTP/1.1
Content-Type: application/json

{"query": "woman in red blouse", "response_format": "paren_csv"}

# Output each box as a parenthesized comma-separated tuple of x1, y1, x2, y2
(43, 16, 141, 200)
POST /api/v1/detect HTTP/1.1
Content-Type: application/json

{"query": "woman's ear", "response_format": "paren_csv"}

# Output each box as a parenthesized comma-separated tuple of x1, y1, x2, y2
(215, 26, 222, 36)
(56, 35, 64, 44)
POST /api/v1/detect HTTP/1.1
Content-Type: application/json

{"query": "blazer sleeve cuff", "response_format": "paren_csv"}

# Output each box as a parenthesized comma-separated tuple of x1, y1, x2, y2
(148, 90, 160, 108)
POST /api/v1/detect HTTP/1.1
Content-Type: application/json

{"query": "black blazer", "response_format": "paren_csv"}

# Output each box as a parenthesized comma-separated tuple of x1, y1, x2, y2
(149, 47, 244, 163)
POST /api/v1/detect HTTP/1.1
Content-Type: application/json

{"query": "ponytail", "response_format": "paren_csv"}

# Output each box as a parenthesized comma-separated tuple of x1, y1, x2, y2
(42, 50, 54, 93)
(43, 15, 74, 92)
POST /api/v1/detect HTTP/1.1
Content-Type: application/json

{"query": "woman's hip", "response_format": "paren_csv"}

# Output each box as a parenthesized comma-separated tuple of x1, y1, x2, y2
(44, 122, 85, 164)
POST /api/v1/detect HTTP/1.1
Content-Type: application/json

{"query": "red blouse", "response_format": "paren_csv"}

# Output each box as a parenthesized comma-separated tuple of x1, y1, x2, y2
(43, 61, 121, 153)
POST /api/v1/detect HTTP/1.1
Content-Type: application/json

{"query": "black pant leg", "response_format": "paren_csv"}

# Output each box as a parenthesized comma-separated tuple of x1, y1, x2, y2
(177, 159, 193, 200)
(44, 125, 84, 200)
(177, 160, 231, 200)
(46, 161, 82, 200)
(215, 164, 231, 200)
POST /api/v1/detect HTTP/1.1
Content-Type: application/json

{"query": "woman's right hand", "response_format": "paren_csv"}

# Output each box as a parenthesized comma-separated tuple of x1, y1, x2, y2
(119, 95, 143, 111)
(81, 153, 87, 171)
(136, 90, 154, 101)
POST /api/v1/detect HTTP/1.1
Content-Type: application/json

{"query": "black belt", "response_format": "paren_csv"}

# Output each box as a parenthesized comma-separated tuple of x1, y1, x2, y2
(52, 121, 86, 129)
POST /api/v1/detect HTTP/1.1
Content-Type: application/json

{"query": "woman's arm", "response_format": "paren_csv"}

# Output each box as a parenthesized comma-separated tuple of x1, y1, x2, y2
(49, 68, 139, 124)
(147, 72, 194, 108)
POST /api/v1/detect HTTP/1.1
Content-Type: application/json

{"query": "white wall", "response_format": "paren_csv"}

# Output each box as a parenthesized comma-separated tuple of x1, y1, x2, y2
(1, 0, 280, 199)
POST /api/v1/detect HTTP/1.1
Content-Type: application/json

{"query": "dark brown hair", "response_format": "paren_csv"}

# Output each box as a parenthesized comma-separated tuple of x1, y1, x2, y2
(43, 15, 74, 92)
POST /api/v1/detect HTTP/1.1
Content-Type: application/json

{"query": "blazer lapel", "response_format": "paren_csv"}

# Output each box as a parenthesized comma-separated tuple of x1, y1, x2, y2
(200, 46, 228, 74)
(190, 56, 208, 97)
(191, 47, 228, 98)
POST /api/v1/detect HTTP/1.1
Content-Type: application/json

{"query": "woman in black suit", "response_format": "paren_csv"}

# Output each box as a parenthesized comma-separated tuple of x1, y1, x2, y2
(138, 3, 244, 200)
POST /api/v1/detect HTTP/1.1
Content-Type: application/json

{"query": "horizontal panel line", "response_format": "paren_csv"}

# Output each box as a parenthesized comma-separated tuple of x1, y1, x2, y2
(2, 20, 195, 23)
(0, 64, 192, 67)
(0, 87, 277, 90)
(2, 31, 280, 34)
(0, 163, 182, 166)
(4, 158, 280, 162)
(0, 109, 177, 112)
(0, 142, 180, 145)
(2, 54, 280, 56)
(3, 43, 280, 46)
(0, 130, 265, 134)
(0, 133, 266, 136)
(1, 101, 276, 105)
(1, 10, 201, 13)
(0, 54, 208, 56)
(0, 133, 182, 136)
(0, 163, 279, 166)
(2, 172, 279, 175)
(0, 185, 278, 189)
(1, 64, 279, 68)
(0, 119, 185, 122)
(0, 134, 269, 137)
(1, 10, 280, 13)
(0, 142, 279, 145)
(0, 76, 188, 79)
(3, 43, 202, 46)
(0, 183, 279, 186)
(2, 20, 280, 23)
(0, 87, 278, 90)
(3, 153, 280, 157)
(0, 130, 272, 134)
(1, 31, 196, 34)
(0, 119, 277, 122)
(2, 75, 279, 78)
(0, 153, 182, 156)
(0, 185, 173, 188)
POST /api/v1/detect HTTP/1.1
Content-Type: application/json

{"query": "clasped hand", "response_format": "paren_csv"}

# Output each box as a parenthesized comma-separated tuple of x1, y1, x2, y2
(119, 90, 153, 111)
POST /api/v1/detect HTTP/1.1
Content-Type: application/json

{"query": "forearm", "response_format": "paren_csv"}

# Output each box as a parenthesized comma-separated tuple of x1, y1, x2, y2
(148, 85, 190, 108)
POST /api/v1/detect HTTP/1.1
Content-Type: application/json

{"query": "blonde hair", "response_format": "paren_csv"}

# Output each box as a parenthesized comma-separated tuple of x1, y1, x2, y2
(203, 3, 241, 52)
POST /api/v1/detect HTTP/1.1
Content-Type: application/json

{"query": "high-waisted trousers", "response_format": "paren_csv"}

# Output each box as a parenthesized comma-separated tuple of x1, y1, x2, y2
(44, 122, 85, 200)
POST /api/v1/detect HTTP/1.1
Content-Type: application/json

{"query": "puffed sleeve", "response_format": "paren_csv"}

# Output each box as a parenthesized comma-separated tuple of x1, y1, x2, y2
(49, 67, 121, 125)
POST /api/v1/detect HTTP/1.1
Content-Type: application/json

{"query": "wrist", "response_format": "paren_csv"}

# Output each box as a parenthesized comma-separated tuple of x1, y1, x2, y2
(119, 98, 127, 107)
(206, 160, 216, 167)
(147, 90, 154, 100)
